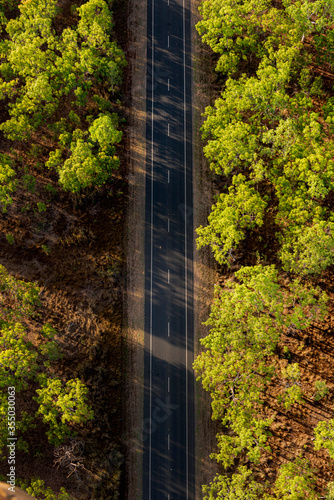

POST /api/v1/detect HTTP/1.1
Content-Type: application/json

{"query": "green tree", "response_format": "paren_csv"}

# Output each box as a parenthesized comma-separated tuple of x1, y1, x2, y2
(314, 419, 334, 459)
(0, 264, 40, 321)
(197, 175, 267, 265)
(194, 265, 327, 469)
(274, 457, 317, 500)
(313, 380, 329, 401)
(0, 0, 126, 193)
(0, 153, 17, 213)
(18, 478, 75, 500)
(279, 221, 334, 275)
(280, 364, 303, 410)
(35, 377, 94, 445)
(202, 466, 263, 500)
(0, 322, 38, 390)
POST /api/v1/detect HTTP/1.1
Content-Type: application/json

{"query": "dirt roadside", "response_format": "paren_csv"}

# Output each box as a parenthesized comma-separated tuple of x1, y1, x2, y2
(191, 2, 219, 498)
(124, 0, 147, 497)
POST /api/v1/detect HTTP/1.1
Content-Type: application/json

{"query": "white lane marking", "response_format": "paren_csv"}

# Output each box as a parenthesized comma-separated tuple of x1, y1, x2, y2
(183, 0, 189, 499)
(168, 321, 170, 337)
(168, 269, 170, 283)
(168, 433, 170, 450)
(168, 170, 170, 183)
(149, 0, 155, 497)
(168, 495, 170, 500)
(168, 35, 170, 48)
(168, 78, 170, 91)
(168, 218, 170, 233)
(168, 376, 170, 393)
(168, 122, 170, 136)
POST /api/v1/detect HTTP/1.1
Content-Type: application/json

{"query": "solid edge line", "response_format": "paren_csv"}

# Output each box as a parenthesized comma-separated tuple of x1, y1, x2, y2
(149, 0, 154, 497)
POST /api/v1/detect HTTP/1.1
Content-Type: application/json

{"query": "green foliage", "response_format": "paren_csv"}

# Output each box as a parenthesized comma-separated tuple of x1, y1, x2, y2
(18, 478, 75, 500)
(88, 113, 122, 151)
(0, 153, 17, 213)
(196, 0, 334, 496)
(280, 364, 304, 410)
(194, 265, 327, 468)
(279, 221, 334, 276)
(36, 202, 46, 212)
(35, 377, 94, 445)
(38, 341, 61, 362)
(313, 380, 329, 401)
(55, 114, 122, 192)
(0, 0, 126, 193)
(202, 466, 263, 500)
(0, 322, 37, 390)
(5, 233, 14, 245)
(22, 174, 36, 193)
(274, 457, 317, 500)
(314, 419, 334, 459)
(327, 482, 334, 500)
(0, 264, 40, 320)
(197, 175, 267, 265)
(58, 137, 107, 192)
(198, 0, 334, 275)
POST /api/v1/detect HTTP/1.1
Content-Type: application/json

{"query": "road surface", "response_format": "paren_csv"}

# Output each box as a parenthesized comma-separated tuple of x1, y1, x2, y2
(143, 0, 194, 499)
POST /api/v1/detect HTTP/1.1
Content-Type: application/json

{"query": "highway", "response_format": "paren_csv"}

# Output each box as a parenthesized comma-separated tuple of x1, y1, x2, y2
(143, 0, 194, 498)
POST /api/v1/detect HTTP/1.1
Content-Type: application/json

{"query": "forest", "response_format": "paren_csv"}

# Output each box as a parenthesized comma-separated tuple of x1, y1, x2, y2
(0, 0, 127, 497)
(195, 0, 334, 497)
(1, 0, 334, 498)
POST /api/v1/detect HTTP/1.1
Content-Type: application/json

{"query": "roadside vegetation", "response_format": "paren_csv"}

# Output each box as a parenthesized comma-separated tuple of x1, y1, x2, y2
(0, 0, 127, 498)
(195, 0, 334, 497)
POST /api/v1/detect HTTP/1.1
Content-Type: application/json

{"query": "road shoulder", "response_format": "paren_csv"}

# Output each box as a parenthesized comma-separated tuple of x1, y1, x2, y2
(191, 1, 220, 498)
(124, 0, 147, 497)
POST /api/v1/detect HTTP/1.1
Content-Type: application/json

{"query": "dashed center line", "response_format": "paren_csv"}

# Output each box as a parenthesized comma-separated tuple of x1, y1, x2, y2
(168, 218, 170, 232)
(168, 321, 170, 337)
(167, 269, 170, 283)
(168, 433, 170, 450)
(168, 35, 170, 47)
(168, 170, 170, 183)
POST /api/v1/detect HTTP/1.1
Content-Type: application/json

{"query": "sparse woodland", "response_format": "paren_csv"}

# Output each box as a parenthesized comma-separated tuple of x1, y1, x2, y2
(0, 0, 127, 498)
(195, 0, 334, 498)
(2, 0, 334, 498)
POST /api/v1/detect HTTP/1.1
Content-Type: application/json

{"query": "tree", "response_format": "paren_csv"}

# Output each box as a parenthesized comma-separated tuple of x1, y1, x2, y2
(197, 175, 267, 265)
(18, 478, 75, 500)
(0, 322, 38, 391)
(280, 363, 303, 410)
(202, 466, 263, 500)
(312, 380, 329, 401)
(194, 265, 327, 469)
(0, 0, 126, 193)
(35, 377, 94, 445)
(0, 264, 40, 321)
(279, 221, 334, 275)
(314, 419, 334, 459)
(0, 153, 17, 213)
(88, 113, 122, 152)
(274, 457, 317, 500)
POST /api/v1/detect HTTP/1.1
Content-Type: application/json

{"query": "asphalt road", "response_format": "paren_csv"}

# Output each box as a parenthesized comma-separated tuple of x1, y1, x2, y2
(143, 0, 194, 499)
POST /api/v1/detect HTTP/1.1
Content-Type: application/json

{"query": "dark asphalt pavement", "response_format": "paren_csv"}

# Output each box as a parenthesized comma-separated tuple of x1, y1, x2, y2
(143, 0, 194, 499)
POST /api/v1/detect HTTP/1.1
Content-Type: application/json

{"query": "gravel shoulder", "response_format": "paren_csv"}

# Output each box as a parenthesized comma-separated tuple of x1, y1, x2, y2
(191, 1, 220, 497)
(124, 0, 147, 497)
